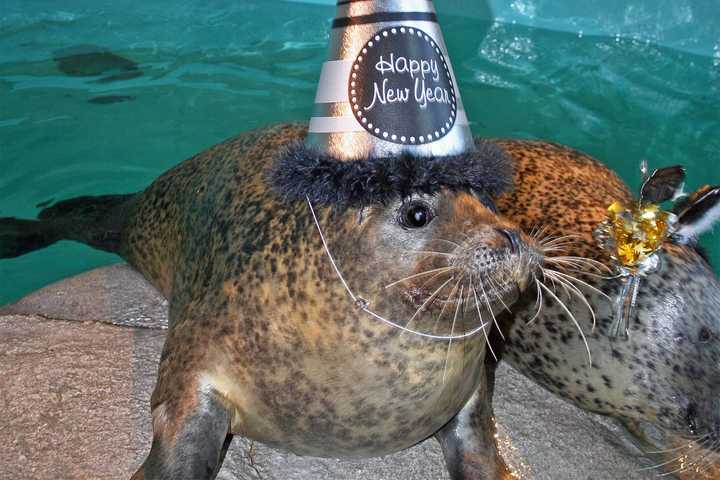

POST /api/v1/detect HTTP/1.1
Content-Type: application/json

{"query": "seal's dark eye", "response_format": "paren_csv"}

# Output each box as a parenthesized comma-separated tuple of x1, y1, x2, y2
(698, 327, 713, 343)
(399, 201, 435, 229)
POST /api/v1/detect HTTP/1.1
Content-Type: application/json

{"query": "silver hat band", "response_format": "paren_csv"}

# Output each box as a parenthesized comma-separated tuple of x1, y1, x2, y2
(335, 0, 436, 19)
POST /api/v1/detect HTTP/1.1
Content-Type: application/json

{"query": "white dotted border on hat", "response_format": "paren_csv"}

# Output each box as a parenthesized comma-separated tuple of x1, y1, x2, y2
(348, 26, 457, 144)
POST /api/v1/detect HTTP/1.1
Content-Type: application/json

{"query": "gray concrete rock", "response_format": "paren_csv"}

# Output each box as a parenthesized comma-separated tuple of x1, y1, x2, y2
(1, 264, 169, 329)
(0, 265, 656, 479)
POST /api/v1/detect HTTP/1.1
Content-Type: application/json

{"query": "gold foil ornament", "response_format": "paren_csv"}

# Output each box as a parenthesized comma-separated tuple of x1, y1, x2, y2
(605, 201, 672, 267)
(595, 163, 684, 337)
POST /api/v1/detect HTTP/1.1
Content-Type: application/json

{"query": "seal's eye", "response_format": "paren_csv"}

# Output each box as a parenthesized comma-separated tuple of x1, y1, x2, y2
(399, 201, 435, 229)
(698, 327, 713, 343)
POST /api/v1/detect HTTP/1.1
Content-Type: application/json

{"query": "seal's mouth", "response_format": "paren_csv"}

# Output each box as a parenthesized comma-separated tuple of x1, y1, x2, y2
(398, 228, 541, 316)
(404, 275, 521, 312)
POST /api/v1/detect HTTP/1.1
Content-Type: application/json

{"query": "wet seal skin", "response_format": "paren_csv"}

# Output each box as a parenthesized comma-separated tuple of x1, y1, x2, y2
(0, 124, 552, 480)
(493, 139, 720, 478)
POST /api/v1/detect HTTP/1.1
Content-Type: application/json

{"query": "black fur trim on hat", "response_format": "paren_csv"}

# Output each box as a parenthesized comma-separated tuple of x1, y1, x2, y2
(269, 141, 513, 209)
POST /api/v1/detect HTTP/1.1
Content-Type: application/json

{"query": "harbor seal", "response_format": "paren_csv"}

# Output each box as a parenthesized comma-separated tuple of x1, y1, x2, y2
(493, 139, 720, 477)
(0, 124, 548, 479)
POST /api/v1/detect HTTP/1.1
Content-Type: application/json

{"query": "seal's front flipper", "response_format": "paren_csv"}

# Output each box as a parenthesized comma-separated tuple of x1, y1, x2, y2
(435, 367, 512, 480)
(132, 387, 232, 480)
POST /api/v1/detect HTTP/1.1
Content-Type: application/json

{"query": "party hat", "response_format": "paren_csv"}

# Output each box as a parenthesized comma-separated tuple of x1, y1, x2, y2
(271, 1, 512, 209)
(305, 0, 474, 160)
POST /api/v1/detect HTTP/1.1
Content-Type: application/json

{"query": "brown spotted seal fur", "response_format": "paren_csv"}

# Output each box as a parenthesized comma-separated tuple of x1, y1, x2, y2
(493, 140, 720, 477)
(1, 124, 546, 480)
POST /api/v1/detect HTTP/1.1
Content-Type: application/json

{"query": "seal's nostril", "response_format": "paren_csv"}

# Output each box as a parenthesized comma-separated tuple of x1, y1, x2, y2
(497, 228, 520, 254)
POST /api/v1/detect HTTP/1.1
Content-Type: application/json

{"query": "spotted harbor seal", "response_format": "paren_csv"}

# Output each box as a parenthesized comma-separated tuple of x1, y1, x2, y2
(0, 124, 556, 479)
(492, 140, 720, 477)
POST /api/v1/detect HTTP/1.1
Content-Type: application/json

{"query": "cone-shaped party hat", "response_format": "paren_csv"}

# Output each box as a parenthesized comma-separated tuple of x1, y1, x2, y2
(270, 1, 512, 209)
(306, 0, 475, 160)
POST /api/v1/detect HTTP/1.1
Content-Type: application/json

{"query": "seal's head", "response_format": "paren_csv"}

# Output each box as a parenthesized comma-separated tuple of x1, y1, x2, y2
(271, 139, 543, 339)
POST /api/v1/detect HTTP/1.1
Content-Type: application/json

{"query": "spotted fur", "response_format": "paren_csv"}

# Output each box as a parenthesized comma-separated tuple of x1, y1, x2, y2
(494, 140, 720, 478)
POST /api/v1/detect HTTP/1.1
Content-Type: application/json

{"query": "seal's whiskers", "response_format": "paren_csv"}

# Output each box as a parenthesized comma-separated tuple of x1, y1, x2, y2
(384, 267, 457, 290)
(541, 269, 599, 330)
(639, 443, 696, 472)
(433, 276, 464, 333)
(408, 250, 455, 258)
(536, 279, 592, 366)
(643, 434, 714, 476)
(478, 276, 505, 341)
(547, 268, 611, 300)
(487, 274, 512, 314)
(442, 285, 464, 385)
(691, 439, 720, 476)
(643, 439, 700, 455)
(544, 255, 611, 273)
(433, 238, 462, 249)
(683, 435, 717, 475)
(472, 285, 498, 362)
(527, 274, 545, 325)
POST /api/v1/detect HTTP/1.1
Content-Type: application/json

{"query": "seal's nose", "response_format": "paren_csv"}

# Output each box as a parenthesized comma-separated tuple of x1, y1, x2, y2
(497, 228, 521, 254)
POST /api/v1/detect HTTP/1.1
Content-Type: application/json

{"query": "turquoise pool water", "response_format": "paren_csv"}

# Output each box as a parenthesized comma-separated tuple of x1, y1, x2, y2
(1, 1, 718, 305)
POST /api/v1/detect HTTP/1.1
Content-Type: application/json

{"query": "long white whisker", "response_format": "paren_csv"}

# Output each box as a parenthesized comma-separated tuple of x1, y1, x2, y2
(433, 276, 463, 333)
(544, 257, 606, 273)
(537, 280, 592, 366)
(487, 275, 512, 314)
(540, 233, 583, 244)
(442, 285, 463, 385)
(478, 276, 504, 341)
(692, 442, 720, 476)
(551, 269, 624, 281)
(407, 250, 455, 258)
(545, 255, 612, 273)
(527, 276, 544, 325)
(544, 270, 597, 330)
(656, 443, 710, 476)
(384, 267, 456, 289)
(545, 268, 612, 301)
(637, 437, 705, 472)
(680, 437, 718, 476)
(641, 453, 690, 472)
(472, 285, 498, 362)
(433, 238, 461, 248)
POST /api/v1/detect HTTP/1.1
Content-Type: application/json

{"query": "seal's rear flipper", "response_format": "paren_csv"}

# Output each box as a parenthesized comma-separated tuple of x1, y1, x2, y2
(0, 193, 136, 259)
(132, 388, 232, 480)
(673, 185, 720, 246)
(0, 217, 59, 258)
